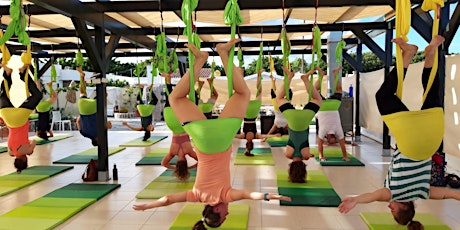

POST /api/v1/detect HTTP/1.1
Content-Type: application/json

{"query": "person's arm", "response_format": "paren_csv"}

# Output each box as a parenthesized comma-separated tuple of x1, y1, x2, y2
(235, 133, 244, 139)
(208, 78, 219, 100)
(338, 188, 391, 214)
(121, 121, 143, 131)
(429, 186, 460, 200)
(229, 189, 291, 202)
(132, 191, 188, 211)
(257, 133, 281, 139)
(161, 153, 176, 169)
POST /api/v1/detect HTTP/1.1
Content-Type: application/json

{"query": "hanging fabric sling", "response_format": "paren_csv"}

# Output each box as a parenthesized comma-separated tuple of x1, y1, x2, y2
(223, 0, 243, 98)
(381, 0, 444, 160)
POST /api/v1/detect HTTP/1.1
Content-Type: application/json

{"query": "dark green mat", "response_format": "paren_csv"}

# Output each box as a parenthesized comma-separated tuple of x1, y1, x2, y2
(135, 148, 177, 165)
(34, 134, 73, 145)
(234, 147, 274, 165)
(170, 203, 249, 230)
(276, 169, 341, 206)
(53, 147, 126, 164)
(119, 135, 168, 147)
(136, 169, 196, 199)
(0, 166, 73, 196)
(0, 183, 120, 229)
(311, 148, 365, 166)
(266, 135, 289, 147)
(360, 212, 451, 230)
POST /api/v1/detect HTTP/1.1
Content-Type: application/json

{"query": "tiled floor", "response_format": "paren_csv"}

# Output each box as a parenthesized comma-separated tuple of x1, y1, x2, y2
(0, 123, 460, 230)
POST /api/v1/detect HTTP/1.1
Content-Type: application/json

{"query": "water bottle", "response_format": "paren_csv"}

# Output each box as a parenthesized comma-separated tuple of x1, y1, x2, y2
(113, 164, 118, 180)
(348, 84, 353, 97)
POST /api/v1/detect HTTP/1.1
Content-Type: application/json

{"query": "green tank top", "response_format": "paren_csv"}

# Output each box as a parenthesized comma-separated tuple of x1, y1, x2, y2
(163, 107, 186, 134)
(245, 100, 262, 119)
(319, 99, 341, 111)
(137, 104, 155, 117)
(282, 109, 316, 131)
(183, 118, 242, 154)
(78, 98, 97, 115)
(36, 101, 53, 113)
(198, 102, 214, 113)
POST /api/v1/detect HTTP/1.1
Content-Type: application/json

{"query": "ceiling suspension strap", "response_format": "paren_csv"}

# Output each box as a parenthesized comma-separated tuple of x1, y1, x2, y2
(223, 0, 243, 98)
(394, 0, 411, 99)
(421, 0, 444, 103)
(182, 0, 199, 103)
(281, 0, 291, 101)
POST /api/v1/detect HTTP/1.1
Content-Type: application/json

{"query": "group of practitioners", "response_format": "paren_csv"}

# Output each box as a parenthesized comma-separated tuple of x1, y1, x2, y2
(1, 30, 459, 229)
(130, 35, 460, 230)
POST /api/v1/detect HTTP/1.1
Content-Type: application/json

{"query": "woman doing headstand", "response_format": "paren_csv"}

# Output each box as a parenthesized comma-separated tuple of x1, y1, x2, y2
(133, 39, 291, 229)
(338, 36, 460, 230)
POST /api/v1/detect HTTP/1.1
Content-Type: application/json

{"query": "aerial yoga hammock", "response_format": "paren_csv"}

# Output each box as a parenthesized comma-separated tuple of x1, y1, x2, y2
(153, 7, 198, 181)
(275, 0, 322, 184)
(237, 41, 277, 156)
(76, 60, 112, 146)
(339, 1, 449, 228)
(35, 76, 58, 140)
(314, 35, 349, 162)
(0, 0, 43, 173)
(133, 1, 291, 228)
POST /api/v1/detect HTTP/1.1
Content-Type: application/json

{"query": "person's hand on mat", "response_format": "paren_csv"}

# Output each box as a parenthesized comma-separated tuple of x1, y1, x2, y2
(343, 157, 350, 162)
(268, 194, 292, 202)
(261, 138, 267, 142)
(132, 203, 150, 211)
(122, 122, 128, 126)
(338, 196, 358, 214)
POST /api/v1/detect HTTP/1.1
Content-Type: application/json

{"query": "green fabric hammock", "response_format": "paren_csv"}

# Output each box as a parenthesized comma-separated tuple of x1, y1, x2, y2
(224, 0, 243, 98)
(332, 40, 346, 94)
(281, 27, 291, 101)
(255, 42, 263, 97)
(0, 0, 30, 46)
(182, 0, 200, 103)
(210, 61, 216, 98)
(309, 26, 322, 100)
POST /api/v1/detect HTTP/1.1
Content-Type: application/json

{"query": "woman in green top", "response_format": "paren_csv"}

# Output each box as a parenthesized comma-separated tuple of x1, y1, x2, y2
(277, 67, 322, 183)
(35, 80, 57, 140)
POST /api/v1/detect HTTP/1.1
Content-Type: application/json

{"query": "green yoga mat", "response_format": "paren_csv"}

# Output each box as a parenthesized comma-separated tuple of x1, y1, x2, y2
(360, 212, 451, 230)
(170, 203, 249, 230)
(266, 135, 289, 147)
(53, 147, 126, 164)
(34, 134, 73, 145)
(234, 147, 274, 165)
(136, 169, 196, 199)
(311, 148, 365, 166)
(0, 183, 120, 230)
(119, 135, 168, 147)
(135, 148, 177, 165)
(276, 169, 341, 207)
(0, 146, 7, 153)
(0, 166, 73, 196)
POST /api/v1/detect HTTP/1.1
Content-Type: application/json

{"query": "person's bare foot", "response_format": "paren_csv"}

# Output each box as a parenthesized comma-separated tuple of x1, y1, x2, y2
(46, 82, 53, 87)
(425, 35, 445, 56)
(245, 150, 254, 157)
(392, 38, 418, 66)
(333, 66, 343, 76)
(207, 78, 214, 84)
(216, 38, 241, 55)
(186, 44, 209, 61)
(320, 157, 327, 162)
(161, 72, 172, 83)
(282, 66, 295, 79)
(343, 157, 350, 162)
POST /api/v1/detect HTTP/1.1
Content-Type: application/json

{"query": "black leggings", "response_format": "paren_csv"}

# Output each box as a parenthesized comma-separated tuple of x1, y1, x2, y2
(375, 67, 441, 115)
(137, 87, 159, 106)
(0, 71, 42, 110)
(271, 88, 293, 99)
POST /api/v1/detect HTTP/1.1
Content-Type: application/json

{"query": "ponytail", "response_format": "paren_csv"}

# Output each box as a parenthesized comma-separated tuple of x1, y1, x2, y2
(407, 220, 424, 230)
(192, 218, 207, 230)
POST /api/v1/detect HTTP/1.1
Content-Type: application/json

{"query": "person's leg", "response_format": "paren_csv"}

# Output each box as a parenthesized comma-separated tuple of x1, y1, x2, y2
(46, 82, 58, 103)
(162, 73, 174, 107)
(169, 44, 208, 123)
(149, 87, 159, 105)
(255, 69, 263, 100)
(421, 35, 444, 110)
(276, 66, 295, 108)
(19, 73, 43, 110)
(375, 38, 417, 115)
(218, 39, 251, 119)
(0, 70, 14, 109)
(333, 66, 343, 94)
(301, 70, 322, 107)
(78, 67, 87, 97)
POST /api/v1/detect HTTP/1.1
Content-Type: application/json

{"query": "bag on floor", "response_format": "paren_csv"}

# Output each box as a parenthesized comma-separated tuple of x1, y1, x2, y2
(82, 159, 98, 181)
(430, 152, 446, 187)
